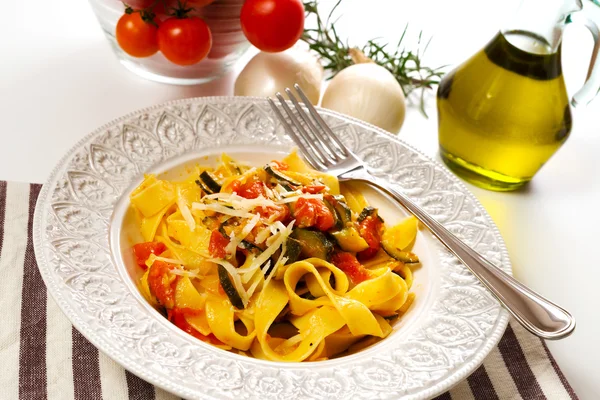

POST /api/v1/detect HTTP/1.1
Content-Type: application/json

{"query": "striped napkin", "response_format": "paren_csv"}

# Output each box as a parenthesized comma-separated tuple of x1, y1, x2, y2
(0, 181, 577, 400)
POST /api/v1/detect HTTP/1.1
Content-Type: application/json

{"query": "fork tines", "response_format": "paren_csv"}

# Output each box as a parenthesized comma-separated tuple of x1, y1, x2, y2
(268, 84, 350, 170)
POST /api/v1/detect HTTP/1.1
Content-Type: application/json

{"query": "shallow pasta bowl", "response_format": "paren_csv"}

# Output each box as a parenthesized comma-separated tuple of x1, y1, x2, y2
(33, 97, 511, 400)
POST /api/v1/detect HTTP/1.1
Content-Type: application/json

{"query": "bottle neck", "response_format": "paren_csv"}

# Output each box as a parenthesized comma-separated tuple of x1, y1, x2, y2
(501, 0, 582, 54)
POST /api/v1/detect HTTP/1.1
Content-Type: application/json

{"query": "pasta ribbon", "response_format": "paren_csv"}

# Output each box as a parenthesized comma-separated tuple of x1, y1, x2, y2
(140, 203, 172, 242)
(206, 296, 256, 351)
(283, 259, 383, 338)
(131, 177, 176, 217)
(253, 280, 347, 362)
(167, 220, 212, 256)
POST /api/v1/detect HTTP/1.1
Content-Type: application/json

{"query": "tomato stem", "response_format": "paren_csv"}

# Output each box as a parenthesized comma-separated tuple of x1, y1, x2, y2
(140, 8, 159, 27)
(170, 0, 194, 18)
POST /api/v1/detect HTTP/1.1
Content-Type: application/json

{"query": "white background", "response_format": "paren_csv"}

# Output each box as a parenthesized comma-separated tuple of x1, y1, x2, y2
(1, 0, 599, 398)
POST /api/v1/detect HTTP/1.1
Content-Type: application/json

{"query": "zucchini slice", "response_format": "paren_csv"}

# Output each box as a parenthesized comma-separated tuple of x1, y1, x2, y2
(323, 198, 343, 231)
(197, 171, 222, 194)
(265, 165, 302, 186)
(217, 265, 245, 309)
(285, 237, 302, 264)
(357, 206, 377, 223)
(239, 240, 262, 255)
(290, 228, 333, 261)
(333, 200, 352, 225)
(331, 227, 369, 252)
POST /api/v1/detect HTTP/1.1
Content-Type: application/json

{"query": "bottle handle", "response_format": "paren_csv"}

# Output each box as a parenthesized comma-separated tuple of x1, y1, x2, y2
(569, 2, 600, 106)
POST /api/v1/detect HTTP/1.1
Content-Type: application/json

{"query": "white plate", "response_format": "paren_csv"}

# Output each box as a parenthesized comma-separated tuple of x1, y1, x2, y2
(34, 97, 510, 400)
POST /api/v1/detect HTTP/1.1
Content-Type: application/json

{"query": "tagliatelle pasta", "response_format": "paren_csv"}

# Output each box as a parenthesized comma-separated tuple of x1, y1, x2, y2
(129, 150, 421, 361)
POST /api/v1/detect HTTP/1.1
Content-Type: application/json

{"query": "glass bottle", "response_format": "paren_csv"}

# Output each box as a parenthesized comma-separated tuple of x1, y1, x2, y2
(436, 0, 600, 191)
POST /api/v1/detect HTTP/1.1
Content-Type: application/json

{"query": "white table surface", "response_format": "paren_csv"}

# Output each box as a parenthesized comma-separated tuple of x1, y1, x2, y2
(2, 0, 598, 398)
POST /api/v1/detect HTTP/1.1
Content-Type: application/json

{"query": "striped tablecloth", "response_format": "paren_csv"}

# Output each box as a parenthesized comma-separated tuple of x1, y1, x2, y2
(0, 181, 578, 400)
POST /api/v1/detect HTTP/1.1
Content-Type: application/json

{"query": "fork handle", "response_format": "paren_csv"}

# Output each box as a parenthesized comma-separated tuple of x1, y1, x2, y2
(347, 171, 575, 340)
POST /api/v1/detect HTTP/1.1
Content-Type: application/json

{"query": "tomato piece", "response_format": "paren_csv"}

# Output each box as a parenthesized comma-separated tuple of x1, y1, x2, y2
(357, 214, 384, 261)
(168, 308, 223, 344)
(232, 179, 267, 199)
(257, 205, 290, 222)
(209, 229, 229, 259)
(116, 10, 159, 58)
(132, 241, 166, 269)
(294, 198, 335, 231)
(294, 197, 317, 227)
(270, 160, 289, 171)
(158, 16, 212, 66)
(240, 0, 305, 52)
(147, 261, 177, 308)
(331, 252, 370, 284)
(256, 205, 290, 222)
(301, 185, 326, 194)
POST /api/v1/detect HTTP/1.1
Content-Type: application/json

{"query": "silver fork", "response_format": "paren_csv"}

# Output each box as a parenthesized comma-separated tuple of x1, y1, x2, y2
(269, 84, 575, 340)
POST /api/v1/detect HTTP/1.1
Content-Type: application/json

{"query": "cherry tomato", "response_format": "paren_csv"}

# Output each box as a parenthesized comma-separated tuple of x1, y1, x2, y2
(158, 17, 212, 66)
(240, 0, 305, 52)
(331, 252, 370, 284)
(132, 241, 167, 269)
(231, 179, 267, 199)
(209, 229, 229, 259)
(116, 11, 159, 58)
(357, 213, 384, 261)
(147, 261, 177, 308)
(294, 198, 335, 231)
(301, 185, 326, 194)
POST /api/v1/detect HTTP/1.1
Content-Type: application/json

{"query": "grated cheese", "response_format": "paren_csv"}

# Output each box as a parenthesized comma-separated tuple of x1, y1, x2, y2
(241, 267, 259, 284)
(145, 254, 186, 268)
(276, 193, 323, 204)
(225, 213, 260, 254)
(246, 274, 263, 299)
(209, 258, 249, 307)
(192, 203, 255, 218)
(237, 221, 293, 277)
(177, 196, 196, 232)
(259, 259, 272, 274)
(254, 227, 271, 245)
(264, 256, 288, 290)
(171, 268, 202, 279)
(263, 228, 290, 290)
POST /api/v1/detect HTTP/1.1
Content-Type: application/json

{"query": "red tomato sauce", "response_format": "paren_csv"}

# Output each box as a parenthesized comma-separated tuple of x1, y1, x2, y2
(209, 230, 230, 259)
(331, 252, 371, 284)
(357, 214, 383, 261)
(133, 241, 166, 269)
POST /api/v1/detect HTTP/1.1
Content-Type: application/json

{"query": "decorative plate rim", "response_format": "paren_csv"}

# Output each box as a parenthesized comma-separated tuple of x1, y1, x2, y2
(33, 96, 511, 400)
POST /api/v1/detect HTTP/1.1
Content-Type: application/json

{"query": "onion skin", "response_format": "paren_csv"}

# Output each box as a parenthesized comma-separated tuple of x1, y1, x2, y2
(234, 48, 323, 104)
(321, 63, 406, 133)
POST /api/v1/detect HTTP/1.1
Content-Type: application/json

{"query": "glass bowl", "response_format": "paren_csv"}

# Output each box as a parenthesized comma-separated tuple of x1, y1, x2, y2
(88, 0, 250, 85)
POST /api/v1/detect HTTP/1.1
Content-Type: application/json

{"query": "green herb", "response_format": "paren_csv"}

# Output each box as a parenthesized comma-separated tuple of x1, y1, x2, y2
(302, 0, 445, 116)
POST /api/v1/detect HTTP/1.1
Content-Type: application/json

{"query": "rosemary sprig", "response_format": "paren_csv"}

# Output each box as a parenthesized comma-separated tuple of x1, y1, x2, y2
(302, 0, 445, 116)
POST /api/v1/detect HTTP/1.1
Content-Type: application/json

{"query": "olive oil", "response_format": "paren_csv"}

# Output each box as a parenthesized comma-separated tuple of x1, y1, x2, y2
(437, 31, 572, 191)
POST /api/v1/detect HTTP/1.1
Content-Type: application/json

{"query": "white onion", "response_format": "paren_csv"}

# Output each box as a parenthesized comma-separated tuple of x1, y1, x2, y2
(321, 63, 406, 133)
(234, 47, 324, 104)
